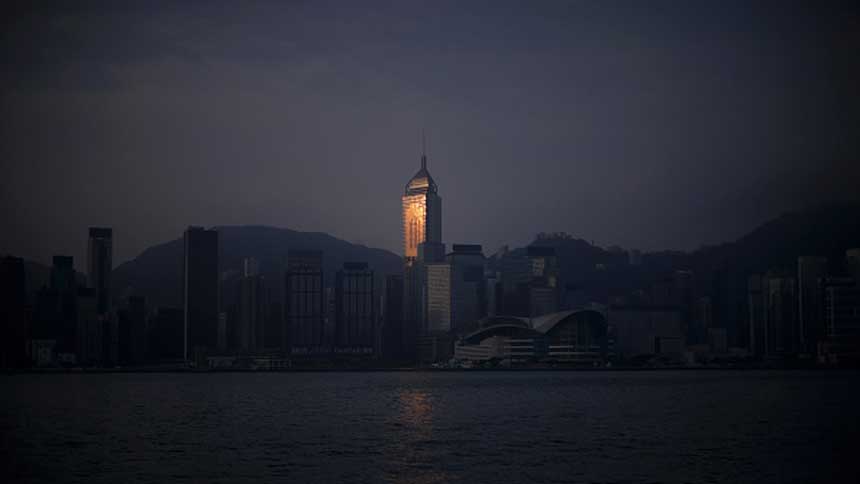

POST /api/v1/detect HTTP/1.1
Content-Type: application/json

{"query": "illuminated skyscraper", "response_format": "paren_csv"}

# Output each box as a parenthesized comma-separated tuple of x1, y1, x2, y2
(401, 148, 442, 359)
(402, 152, 442, 260)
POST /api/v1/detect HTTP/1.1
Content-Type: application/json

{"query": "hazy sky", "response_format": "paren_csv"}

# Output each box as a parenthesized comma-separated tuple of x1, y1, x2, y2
(2, 0, 858, 269)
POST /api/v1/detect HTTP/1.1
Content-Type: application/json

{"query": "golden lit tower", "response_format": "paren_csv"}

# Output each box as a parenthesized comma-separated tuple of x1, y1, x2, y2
(402, 152, 442, 260)
(401, 145, 442, 360)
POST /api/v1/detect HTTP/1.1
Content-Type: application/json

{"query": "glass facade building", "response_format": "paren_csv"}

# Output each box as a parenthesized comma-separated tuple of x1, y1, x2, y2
(285, 250, 325, 354)
(402, 153, 442, 358)
(183, 226, 219, 361)
(335, 262, 375, 352)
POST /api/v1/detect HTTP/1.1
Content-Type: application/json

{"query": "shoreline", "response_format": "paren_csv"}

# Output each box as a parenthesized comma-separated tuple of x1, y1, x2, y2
(4, 365, 855, 375)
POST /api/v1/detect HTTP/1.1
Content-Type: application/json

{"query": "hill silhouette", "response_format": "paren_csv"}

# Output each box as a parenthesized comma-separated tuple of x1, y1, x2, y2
(521, 202, 860, 305)
(111, 226, 402, 308)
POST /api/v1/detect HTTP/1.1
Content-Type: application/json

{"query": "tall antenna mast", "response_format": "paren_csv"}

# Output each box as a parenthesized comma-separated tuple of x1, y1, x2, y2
(421, 129, 427, 169)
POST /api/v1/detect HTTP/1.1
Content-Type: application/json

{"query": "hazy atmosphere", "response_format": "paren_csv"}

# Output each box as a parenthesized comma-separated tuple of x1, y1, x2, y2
(3, 0, 858, 268)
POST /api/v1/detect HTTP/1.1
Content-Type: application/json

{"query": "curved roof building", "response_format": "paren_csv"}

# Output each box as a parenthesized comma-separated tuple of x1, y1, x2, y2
(455, 309, 610, 364)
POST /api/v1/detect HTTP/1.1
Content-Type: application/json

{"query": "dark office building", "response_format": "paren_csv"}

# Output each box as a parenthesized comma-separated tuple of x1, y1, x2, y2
(87, 227, 113, 315)
(797, 256, 827, 356)
(238, 259, 267, 353)
(76, 287, 101, 366)
(382, 274, 404, 361)
(183, 227, 219, 362)
(1, 256, 29, 368)
(149, 307, 184, 361)
(45, 256, 78, 356)
(118, 296, 147, 365)
(285, 250, 325, 354)
(51, 255, 76, 292)
(265, 300, 283, 351)
(335, 262, 375, 353)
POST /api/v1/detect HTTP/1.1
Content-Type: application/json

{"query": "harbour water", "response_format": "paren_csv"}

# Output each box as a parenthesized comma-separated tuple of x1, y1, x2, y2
(2, 370, 859, 483)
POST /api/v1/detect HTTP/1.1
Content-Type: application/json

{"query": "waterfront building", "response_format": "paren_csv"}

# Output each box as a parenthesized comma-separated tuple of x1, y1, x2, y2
(764, 274, 798, 357)
(118, 295, 147, 365)
(798, 256, 828, 355)
(0, 256, 28, 368)
(75, 287, 101, 365)
(381, 274, 404, 361)
(87, 227, 113, 315)
(425, 263, 452, 333)
(335, 262, 375, 354)
(448, 244, 485, 334)
(149, 307, 184, 361)
(285, 250, 325, 354)
(748, 274, 765, 357)
(453, 309, 609, 365)
(609, 305, 683, 360)
(401, 148, 442, 360)
(183, 226, 219, 362)
(818, 276, 860, 365)
(238, 258, 266, 353)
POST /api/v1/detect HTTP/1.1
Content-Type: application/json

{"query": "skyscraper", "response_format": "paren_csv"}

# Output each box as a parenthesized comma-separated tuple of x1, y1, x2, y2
(285, 250, 325, 354)
(238, 257, 266, 353)
(334, 262, 375, 353)
(764, 274, 798, 357)
(0, 256, 28, 368)
(425, 262, 452, 333)
(797, 256, 827, 355)
(401, 148, 442, 359)
(447, 244, 485, 334)
(183, 226, 219, 362)
(51, 255, 76, 292)
(381, 274, 404, 361)
(527, 246, 560, 317)
(87, 227, 113, 315)
(748, 274, 765, 357)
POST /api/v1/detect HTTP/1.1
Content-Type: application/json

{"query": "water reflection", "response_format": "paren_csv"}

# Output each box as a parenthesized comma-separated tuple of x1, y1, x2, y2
(384, 389, 450, 484)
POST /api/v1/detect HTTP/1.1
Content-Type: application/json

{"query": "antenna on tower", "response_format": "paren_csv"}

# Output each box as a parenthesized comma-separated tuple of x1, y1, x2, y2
(421, 129, 427, 169)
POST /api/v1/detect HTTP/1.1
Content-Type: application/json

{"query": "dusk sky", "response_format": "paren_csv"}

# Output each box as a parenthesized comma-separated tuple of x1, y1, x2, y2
(2, 0, 858, 269)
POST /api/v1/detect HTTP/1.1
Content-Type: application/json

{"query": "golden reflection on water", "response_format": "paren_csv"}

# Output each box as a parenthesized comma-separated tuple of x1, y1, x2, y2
(385, 389, 450, 484)
(399, 390, 433, 427)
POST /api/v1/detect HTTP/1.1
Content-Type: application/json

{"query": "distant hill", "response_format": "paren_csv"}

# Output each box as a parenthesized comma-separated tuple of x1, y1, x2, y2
(111, 226, 403, 309)
(688, 201, 860, 278)
(519, 202, 860, 303)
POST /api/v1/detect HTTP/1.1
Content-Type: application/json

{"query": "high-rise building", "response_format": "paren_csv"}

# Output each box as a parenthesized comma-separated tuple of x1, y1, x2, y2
(183, 226, 219, 362)
(118, 295, 147, 365)
(0, 256, 28, 368)
(498, 255, 531, 317)
(39, 256, 78, 358)
(797, 256, 827, 355)
(819, 276, 860, 365)
(425, 263, 452, 333)
(402, 149, 442, 360)
(87, 227, 113, 315)
(285, 250, 325, 354)
(448, 244, 485, 334)
(149, 307, 184, 360)
(238, 257, 266, 353)
(51, 255, 76, 292)
(264, 300, 283, 351)
(381, 274, 404, 361)
(748, 274, 765, 357)
(76, 287, 101, 366)
(334, 262, 375, 353)
(764, 274, 798, 357)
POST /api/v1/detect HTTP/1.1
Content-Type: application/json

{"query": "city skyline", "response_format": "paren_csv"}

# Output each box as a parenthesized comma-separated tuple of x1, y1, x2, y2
(3, 1, 859, 269)
(4, 4, 860, 483)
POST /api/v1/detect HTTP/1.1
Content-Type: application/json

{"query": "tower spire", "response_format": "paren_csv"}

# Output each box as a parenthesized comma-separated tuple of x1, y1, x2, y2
(421, 129, 427, 170)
